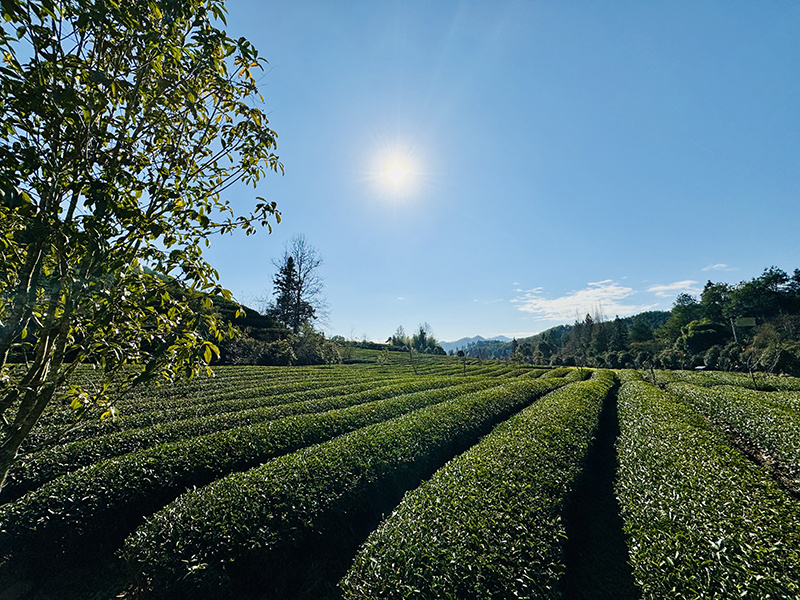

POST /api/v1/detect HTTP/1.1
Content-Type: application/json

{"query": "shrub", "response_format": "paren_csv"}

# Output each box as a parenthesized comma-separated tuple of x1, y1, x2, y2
(668, 382, 800, 487)
(341, 372, 616, 599)
(2, 377, 472, 501)
(257, 339, 296, 366)
(0, 379, 506, 567)
(615, 379, 800, 598)
(121, 377, 568, 597)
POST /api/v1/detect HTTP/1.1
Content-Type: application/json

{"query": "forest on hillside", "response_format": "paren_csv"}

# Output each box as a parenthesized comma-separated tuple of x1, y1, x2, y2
(462, 267, 800, 376)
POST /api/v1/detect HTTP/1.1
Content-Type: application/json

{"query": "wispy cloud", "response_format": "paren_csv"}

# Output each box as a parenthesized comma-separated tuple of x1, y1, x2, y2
(397, 297, 405, 301)
(702, 263, 737, 272)
(512, 280, 658, 321)
(647, 280, 701, 298)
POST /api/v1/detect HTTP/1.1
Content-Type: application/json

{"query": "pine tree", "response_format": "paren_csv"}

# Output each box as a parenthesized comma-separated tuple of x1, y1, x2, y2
(269, 236, 324, 333)
(272, 256, 298, 329)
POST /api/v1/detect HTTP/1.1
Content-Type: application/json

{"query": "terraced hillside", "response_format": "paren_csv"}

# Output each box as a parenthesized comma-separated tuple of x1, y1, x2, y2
(1, 356, 798, 599)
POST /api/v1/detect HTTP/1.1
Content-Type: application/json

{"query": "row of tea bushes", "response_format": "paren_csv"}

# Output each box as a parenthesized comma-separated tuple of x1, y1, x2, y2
(615, 376, 800, 598)
(23, 370, 410, 452)
(4, 377, 471, 502)
(0, 379, 507, 567)
(30, 365, 345, 428)
(656, 368, 800, 392)
(340, 371, 616, 600)
(668, 382, 800, 488)
(121, 377, 568, 598)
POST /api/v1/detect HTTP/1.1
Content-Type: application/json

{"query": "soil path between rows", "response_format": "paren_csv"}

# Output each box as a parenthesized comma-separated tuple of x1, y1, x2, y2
(562, 388, 640, 600)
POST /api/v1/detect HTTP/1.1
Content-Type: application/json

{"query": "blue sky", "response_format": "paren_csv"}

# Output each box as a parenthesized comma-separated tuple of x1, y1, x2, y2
(207, 1, 800, 342)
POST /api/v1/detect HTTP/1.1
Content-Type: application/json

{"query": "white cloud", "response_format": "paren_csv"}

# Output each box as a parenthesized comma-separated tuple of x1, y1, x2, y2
(397, 297, 405, 301)
(647, 280, 701, 298)
(702, 263, 737, 272)
(512, 280, 658, 321)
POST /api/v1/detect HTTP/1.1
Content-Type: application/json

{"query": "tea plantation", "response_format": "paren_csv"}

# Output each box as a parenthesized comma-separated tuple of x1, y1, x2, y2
(1, 353, 798, 599)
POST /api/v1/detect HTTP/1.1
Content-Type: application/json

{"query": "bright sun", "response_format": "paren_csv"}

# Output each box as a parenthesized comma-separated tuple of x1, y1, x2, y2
(367, 143, 427, 199)
(378, 157, 415, 195)
(386, 164, 406, 185)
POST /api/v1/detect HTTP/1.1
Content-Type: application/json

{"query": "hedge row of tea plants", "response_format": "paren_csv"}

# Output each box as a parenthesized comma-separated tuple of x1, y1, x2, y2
(656, 368, 800, 392)
(110, 369, 409, 416)
(0, 378, 507, 566)
(114, 367, 408, 413)
(47, 379, 389, 441)
(30, 366, 340, 427)
(671, 381, 800, 413)
(542, 367, 590, 382)
(22, 375, 413, 453)
(340, 371, 616, 600)
(615, 377, 800, 598)
(668, 382, 800, 487)
(3, 377, 470, 502)
(463, 364, 513, 376)
(23, 371, 411, 452)
(121, 377, 569, 597)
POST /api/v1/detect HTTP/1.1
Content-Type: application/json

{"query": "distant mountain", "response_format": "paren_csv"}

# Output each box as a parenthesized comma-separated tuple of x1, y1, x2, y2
(440, 335, 512, 353)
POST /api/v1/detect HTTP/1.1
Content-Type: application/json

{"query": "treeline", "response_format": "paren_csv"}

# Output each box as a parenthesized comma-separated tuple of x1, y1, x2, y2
(466, 267, 800, 375)
(646, 266, 800, 374)
(511, 311, 671, 369)
(386, 324, 446, 355)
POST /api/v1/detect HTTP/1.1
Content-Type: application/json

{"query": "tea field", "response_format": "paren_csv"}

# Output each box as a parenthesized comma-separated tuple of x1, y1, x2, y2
(1, 353, 799, 599)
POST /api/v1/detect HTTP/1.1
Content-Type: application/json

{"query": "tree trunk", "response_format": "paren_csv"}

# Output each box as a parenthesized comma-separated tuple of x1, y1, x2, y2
(0, 295, 72, 498)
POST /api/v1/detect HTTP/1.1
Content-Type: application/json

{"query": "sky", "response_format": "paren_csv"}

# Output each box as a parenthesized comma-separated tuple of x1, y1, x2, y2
(206, 1, 800, 342)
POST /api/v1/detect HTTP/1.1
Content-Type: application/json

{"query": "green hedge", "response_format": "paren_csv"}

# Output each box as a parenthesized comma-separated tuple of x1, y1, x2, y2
(656, 369, 800, 391)
(615, 378, 800, 598)
(668, 382, 800, 488)
(0, 379, 503, 567)
(121, 377, 568, 597)
(4, 376, 466, 501)
(341, 371, 615, 599)
(23, 371, 409, 452)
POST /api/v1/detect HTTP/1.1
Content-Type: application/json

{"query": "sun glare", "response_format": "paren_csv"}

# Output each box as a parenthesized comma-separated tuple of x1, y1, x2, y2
(376, 155, 416, 196)
(363, 139, 430, 201)
(386, 164, 406, 185)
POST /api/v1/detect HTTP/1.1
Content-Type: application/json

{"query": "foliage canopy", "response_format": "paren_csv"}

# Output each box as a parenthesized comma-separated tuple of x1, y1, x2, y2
(0, 0, 282, 491)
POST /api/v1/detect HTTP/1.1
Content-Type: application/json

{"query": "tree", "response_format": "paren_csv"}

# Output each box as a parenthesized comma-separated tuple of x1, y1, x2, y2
(389, 325, 408, 348)
(729, 267, 790, 322)
(411, 322, 444, 354)
(628, 315, 653, 344)
(608, 316, 628, 352)
(412, 324, 429, 354)
(271, 255, 301, 328)
(590, 322, 610, 355)
(700, 281, 731, 324)
(0, 0, 282, 493)
(655, 294, 702, 345)
(676, 319, 728, 356)
(268, 235, 324, 334)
